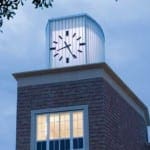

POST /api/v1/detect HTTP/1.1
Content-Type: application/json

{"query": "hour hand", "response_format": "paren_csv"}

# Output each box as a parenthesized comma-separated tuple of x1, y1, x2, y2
(57, 44, 71, 51)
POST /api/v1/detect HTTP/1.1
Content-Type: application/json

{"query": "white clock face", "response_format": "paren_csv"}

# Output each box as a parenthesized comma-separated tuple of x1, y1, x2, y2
(50, 28, 86, 67)
(47, 14, 105, 68)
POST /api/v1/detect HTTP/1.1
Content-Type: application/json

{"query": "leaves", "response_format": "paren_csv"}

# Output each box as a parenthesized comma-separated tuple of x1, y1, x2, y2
(0, 0, 21, 29)
(32, 0, 53, 8)
(0, 0, 53, 30)
(0, 16, 2, 27)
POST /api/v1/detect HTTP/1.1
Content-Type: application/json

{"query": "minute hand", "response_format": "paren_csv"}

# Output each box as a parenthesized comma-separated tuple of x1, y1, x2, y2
(57, 44, 71, 51)
(64, 41, 77, 58)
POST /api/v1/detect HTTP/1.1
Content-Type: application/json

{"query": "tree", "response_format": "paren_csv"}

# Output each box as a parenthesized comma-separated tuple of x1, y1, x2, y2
(0, 0, 53, 30)
(0, 0, 118, 31)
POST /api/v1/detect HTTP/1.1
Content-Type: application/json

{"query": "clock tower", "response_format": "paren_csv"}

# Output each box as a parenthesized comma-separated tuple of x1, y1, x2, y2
(14, 13, 150, 150)
(46, 14, 105, 68)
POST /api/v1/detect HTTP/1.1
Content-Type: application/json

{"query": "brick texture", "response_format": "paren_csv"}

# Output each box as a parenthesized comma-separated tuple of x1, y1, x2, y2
(103, 80, 148, 150)
(16, 77, 148, 150)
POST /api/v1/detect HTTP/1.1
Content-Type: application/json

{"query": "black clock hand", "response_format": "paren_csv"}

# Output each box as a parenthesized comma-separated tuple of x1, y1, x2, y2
(64, 41, 77, 58)
(57, 44, 71, 51)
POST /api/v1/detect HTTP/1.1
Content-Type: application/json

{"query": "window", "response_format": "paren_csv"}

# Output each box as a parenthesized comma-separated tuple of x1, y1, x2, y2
(31, 106, 88, 150)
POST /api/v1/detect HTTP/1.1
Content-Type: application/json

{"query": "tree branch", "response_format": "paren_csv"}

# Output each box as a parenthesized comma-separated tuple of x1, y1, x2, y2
(0, 0, 53, 30)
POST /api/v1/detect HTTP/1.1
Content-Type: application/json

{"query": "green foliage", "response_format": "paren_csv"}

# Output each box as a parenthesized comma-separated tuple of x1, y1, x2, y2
(0, 0, 53, 29)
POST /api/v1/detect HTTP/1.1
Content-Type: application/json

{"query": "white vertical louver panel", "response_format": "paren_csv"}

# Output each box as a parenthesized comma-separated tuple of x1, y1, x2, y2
(86, 17, 105, 64)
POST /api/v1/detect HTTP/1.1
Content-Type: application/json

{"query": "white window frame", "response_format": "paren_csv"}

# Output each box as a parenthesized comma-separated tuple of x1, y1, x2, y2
(30, 105, 89, 150)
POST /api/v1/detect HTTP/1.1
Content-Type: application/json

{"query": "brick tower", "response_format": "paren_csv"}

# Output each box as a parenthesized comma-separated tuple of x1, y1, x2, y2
(14, 14, 150, 150)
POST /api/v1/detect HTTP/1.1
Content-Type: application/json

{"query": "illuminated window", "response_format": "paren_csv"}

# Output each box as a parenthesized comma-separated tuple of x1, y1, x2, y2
(73, 111, 83, 149)
(33, 107, 88, 150)
(36, 115, 47, 150)
(36, 115, 47, 141)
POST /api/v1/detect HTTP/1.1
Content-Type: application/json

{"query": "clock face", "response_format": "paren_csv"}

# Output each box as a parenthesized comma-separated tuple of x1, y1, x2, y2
(50, 30, 86, 64)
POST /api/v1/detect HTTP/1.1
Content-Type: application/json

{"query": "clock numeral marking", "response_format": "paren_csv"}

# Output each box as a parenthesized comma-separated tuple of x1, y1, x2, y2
(77, 37, 81, 41)
(66, 31, 69, 36)
(78, 50, 83, 53)
(53, 41, 58, 44)
(50, 47, 56, 50)
(73, 54, 77, 59)
(59, 56, 63, 61)
(66, 57, 69, 63)
(59, 35, 63, 40)
(72, 33, 76, 38)
(79, 43, 86, 46)
(54, 53, 59, 57)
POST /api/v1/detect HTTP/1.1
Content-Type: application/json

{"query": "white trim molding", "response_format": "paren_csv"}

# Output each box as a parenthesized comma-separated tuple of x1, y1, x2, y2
(13, 63, 150, 125)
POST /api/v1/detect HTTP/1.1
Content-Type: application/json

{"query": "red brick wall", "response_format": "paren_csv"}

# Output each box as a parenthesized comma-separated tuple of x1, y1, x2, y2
(16, 77, 148, 150)
(103, 80, 148, 150)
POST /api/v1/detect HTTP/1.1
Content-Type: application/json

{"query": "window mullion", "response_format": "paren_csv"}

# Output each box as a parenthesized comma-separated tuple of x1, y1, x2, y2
(47, 114, 50, 150)
(35, 116, 37, 150)
(70, 112, 73, 150)
(82, 111, 85, 150)
(59, 113, 61, 150)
